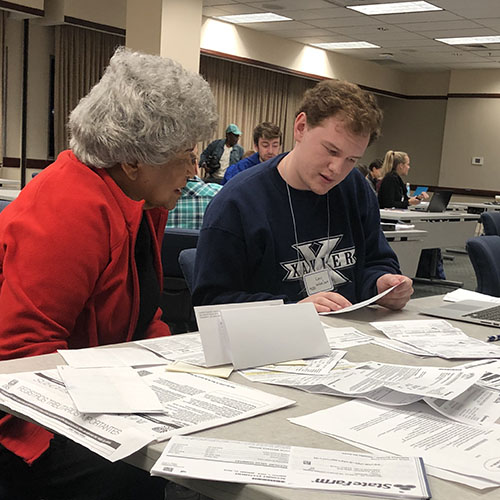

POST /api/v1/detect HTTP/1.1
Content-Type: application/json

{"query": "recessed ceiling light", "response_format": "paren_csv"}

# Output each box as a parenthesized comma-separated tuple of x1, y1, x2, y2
(312, 41, 381, 49)
(436, 35, 500, 45)
(214, 13, 292, 24)
(347, 1, 442, 16)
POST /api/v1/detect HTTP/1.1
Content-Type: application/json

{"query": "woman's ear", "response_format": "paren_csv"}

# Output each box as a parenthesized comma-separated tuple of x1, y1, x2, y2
(120, 162, 140, 181)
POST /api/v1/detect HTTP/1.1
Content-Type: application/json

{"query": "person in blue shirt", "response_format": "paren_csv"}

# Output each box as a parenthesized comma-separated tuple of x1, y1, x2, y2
(222, 122, 282, 185)
(192, 79, 414, 313)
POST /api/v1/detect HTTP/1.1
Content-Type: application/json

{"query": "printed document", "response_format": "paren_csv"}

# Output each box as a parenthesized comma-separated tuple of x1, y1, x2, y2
(289, 400, 500, 486)
(57, 365, 163, 414)
(152, 435, 431, 499)
(371, 319, 500, 359)
(0, 366, 295, 460)
(58, 345, 167, 368)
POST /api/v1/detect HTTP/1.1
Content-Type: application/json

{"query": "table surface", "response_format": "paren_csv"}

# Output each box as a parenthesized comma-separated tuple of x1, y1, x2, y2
(1, 295, 498, 500)
(0, 188, 21, 200)
(380, 209, 479, 221)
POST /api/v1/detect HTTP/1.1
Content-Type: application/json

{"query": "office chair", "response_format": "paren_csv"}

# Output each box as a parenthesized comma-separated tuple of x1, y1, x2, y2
(0, 200, 11, 212)
(480, 211, 500, 236)
(178, 248, 196, 293)
(466, 235, 500, 297)
(160, 228, 199, 333)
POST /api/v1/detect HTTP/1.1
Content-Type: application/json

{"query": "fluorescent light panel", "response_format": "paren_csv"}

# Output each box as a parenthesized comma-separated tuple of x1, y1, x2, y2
(215, 13, 292, 24)
(313, 41, 380, 49)
(436, 35, 500, 45)
(347, 1, 442, 15)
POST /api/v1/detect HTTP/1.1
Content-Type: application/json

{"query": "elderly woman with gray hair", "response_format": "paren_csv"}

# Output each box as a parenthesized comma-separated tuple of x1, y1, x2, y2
(0, 47, 217, 499)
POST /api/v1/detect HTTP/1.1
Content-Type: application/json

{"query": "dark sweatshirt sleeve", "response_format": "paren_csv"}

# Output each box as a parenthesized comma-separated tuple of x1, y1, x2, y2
(192, 225, 289, 305)
(378, 174, 409, 209)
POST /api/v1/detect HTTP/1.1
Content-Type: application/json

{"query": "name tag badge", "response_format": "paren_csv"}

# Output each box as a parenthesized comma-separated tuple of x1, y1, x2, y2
(304, 270, 333, 296)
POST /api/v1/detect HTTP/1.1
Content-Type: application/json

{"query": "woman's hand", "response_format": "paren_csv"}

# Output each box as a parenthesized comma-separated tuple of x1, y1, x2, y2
(299, 292, 352, 313)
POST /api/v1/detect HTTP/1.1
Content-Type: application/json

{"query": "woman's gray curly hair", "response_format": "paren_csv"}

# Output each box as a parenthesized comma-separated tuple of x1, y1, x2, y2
(69, 47, 218, 168)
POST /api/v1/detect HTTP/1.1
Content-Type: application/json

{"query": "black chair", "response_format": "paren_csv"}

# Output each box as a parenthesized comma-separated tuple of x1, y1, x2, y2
(0, 200, 11, 212)
(480, 211, 500, 236)
(160, 228, 199, 333)
(178, 248, 196, 293)
(466, 235, 500, 297)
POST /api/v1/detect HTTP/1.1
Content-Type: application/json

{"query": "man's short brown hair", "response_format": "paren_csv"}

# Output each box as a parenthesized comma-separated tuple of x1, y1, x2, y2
(297, 79, 382, 145)
(253, 122, 282, 146)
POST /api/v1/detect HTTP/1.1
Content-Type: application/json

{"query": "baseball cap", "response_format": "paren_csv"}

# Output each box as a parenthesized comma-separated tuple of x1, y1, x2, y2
(225, 124, 242, 135)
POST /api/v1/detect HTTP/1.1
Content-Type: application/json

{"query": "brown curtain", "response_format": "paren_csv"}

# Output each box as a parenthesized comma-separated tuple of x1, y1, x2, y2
(199, 55, 317, 153)
(54, 25, 123, 155)
(0, 11, 5, 165)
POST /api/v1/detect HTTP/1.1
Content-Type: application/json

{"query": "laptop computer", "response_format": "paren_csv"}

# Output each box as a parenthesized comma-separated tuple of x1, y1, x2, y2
(426, 190, 452, 212)
(423, 300, 500, 328)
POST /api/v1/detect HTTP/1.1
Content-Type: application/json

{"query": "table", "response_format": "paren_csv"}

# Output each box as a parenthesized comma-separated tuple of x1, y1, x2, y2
(383, 229, 427, 276)
(0, 178, 20, 188)
(380, 210, 479, 250)
(1, 295, 498, 500)
(449, 201, 500, 214)
(0, 189, 21, 201)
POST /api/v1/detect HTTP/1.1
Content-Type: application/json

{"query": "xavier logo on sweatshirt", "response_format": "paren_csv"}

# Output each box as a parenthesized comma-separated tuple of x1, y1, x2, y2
(280, 235, 356, 286)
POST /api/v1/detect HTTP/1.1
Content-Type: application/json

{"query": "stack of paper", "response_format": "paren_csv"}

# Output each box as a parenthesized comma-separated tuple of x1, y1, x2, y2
(371, 319, 500, 359)
(289, 400, 500, 489)
(0, 366, 295, 462)
(152, 435, 431, 499)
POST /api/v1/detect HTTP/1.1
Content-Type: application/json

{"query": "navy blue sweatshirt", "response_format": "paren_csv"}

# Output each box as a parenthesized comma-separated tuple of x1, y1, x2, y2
(192, 153, 400, 306)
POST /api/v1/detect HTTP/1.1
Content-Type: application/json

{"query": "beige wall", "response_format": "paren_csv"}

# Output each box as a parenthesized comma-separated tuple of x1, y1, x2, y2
(439, 97, 500, 191)
(200, 18, 409, 96)
(376, 96, 447, 186)
(65, 0, 126, 29)
(7, 0, 43, 10)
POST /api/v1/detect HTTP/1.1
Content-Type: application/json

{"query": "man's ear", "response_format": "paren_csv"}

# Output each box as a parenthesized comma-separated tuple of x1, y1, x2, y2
(120, 162, 140, 181)
(294, 112, 308, 142)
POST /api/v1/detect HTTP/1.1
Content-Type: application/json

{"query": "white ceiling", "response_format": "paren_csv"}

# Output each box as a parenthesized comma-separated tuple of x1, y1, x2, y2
(202, 0, 500, 72)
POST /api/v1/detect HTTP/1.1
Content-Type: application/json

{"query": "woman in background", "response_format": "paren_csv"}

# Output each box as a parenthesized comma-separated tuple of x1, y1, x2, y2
(0, 47, 217, 500)
(378, 150, 428, 208)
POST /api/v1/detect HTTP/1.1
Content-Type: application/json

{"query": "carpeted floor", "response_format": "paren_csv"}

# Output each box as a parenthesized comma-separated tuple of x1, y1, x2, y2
(412, 247, 477, 299)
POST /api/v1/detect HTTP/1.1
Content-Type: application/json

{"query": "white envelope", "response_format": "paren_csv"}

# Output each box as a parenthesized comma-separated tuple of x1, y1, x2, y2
(221, 302, 331, 370)
(194, 300, 283, 367)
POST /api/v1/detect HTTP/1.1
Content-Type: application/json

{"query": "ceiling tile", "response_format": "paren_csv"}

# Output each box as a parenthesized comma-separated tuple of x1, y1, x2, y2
(398, 20, 487, 32)
(211, 4, 264, 14)
(306, 16, 382, 29)
(371, 10, 464, 25)
(244, 0, 333, 9)
(276, 7, 351, 21)
(238, 20, 313, 31)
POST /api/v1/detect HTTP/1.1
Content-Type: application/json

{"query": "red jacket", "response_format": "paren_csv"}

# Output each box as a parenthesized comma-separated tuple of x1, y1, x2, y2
(0, 150, 171, 463)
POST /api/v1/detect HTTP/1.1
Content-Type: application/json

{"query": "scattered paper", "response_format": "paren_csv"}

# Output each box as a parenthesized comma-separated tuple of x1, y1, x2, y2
(443, 289, 500, 304)
(152, 435, 431, 499)
(165, 361, 233, 379)
(58, 346, 167, 368)
(289, 400, 500, 487)
(57, 365, 163, 414)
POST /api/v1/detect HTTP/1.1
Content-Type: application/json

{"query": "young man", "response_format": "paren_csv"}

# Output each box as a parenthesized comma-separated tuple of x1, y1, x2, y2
(192, 80, 413, 313)
(222, 122, 282, 185)
(199, 124, 244, 184)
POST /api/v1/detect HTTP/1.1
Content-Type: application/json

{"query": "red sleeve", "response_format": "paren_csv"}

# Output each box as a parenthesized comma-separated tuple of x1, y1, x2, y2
(0, 194, 111, 360)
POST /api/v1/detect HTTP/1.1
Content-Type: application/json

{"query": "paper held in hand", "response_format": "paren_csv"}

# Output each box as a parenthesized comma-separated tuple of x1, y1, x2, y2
(194, 301, 330, 369)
